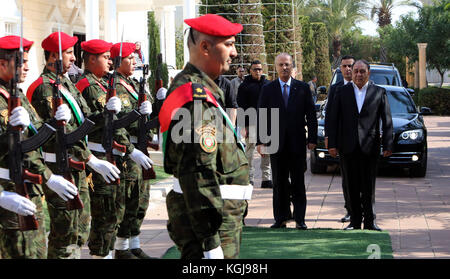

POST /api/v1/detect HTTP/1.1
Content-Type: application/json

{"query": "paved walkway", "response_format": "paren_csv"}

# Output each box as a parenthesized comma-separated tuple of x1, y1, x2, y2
(81, 116, 450, 259)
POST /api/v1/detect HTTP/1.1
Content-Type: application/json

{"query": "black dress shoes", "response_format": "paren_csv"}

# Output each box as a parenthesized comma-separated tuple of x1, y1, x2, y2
(270, 221, 287, 228)
(340, 214, 351, 223)
(295, 222, 308, 230)
(261, 180, 273, 189)
(364, 222, 382, 231)
(344, 223, 361, 230)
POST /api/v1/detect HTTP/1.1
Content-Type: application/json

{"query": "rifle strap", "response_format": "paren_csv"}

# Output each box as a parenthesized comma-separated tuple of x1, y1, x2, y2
(119, 78, 138, 100)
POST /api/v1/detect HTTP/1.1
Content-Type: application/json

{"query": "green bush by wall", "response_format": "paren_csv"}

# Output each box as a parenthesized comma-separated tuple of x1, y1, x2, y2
(417, 87, 450, 115)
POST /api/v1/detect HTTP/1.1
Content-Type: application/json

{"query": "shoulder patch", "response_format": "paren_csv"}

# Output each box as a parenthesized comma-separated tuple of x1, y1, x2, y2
(192, 83, 207, 100)
(0, 109, 8, 125)
(26, 77, 44, 102)
(75, 77, 91, 93)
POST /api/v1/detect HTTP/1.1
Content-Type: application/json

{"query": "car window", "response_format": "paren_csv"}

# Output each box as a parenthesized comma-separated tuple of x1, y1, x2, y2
(331, 68, 401, 86)
(386, 90, 417, 114)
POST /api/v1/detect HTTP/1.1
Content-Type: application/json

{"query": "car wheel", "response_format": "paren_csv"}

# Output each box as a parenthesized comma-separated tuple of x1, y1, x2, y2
(310, 150, 327, 174)
(410, 147, 427, 178)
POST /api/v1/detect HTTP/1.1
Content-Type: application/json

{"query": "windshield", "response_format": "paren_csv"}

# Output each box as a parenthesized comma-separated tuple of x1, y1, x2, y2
(332, 69, 401, 86)
(386, 90, 417, 114)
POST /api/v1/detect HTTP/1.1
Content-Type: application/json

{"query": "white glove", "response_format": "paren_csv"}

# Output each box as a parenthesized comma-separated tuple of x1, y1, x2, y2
(87, 155, 121, 183)
(156, 88, 167, 100)
(129, 149, 153, 170)
(139, 100, 152, 115)
(9, 106, 30, 128)
(203, 246, 224, 259)
(106, 96, 122, 114)
(46, 174, 78, 201)
(0, 191, 37, 216)
(55, 104, 72, 122)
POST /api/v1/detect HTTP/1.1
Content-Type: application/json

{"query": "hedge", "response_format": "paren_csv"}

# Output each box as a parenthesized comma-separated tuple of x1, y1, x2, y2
(417, 87, 450, 115)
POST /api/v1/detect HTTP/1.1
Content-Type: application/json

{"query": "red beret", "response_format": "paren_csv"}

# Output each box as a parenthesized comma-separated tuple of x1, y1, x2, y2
(41, 31, 78, 52)
(0, 35, 34, 51)
(184, 14, 243, 37)
(110, 42, 136, 59)
(81, 39, 113, 54)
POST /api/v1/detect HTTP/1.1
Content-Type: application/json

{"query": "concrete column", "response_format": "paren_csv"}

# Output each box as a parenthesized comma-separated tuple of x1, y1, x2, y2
(183, 0, 196, 66)
(162, 6, 176, 68)
(103, 0, 117, 42)
(417, 43, 428, 89)
(85, 0, 99, 40)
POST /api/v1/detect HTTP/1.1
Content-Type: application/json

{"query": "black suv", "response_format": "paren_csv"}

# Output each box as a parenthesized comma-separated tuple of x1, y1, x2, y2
(311, 84, 431, 177)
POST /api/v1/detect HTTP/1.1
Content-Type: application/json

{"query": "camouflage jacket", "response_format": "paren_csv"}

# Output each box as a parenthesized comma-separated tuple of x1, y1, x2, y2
(28, 67, 95, 167)
(115, 72, 154, 144)
(163, 63, 249, 251)
(77, 70, 134, 155)
(0, 79, 51, 229)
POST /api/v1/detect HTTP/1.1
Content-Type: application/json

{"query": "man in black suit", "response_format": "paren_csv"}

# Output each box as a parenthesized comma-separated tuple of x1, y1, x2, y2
(324, 55, 355, 223)
(328, 60, 393, 231)
(257, 53, 317, 230)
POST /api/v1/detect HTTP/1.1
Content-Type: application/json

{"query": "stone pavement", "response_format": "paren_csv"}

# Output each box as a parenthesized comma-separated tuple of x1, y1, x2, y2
(81, 116, 450, 259)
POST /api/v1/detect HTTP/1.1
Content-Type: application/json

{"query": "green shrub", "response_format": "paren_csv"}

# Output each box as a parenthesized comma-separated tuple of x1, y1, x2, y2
(418, 87, 450, 115)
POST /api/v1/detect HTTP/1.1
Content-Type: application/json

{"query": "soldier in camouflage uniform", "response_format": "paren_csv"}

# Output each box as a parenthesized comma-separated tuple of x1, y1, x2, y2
(0, 35, 80, 259)
(109, 42, 155, 259)
(76, 39, 140, 259)
(27, 32, 120, 259)
(160, 14, 252, 259)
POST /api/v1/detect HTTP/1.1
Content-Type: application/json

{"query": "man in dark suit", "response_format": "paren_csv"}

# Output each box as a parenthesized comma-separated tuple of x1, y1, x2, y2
(257, 53, 317, 230)
(328, 60, 393, 231)
(324, 55, 355, 223)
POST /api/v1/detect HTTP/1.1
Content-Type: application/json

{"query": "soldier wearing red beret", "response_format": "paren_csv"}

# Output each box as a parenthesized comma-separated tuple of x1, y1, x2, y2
(107, 42, 155, 259)
(160, 14, 251, 259)
(27, 32, 120, 259)
(0, 35, 81, 259)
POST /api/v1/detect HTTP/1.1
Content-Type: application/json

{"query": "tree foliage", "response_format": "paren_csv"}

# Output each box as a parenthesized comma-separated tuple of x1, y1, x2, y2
(200, 0, 268, 79)
(311, 22, 332, 87)
(299, 15, 315, 81)
(381, 0, 450, 87)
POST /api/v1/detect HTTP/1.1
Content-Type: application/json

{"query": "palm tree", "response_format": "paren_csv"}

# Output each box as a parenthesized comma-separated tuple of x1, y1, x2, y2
(305, 0, 368, 68)
(370, 0, 421, 61)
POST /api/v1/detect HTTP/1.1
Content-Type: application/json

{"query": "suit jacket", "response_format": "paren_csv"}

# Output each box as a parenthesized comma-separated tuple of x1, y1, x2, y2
(257, 78, 317, 155)
(328, 82, 394, 156)
(324, 80, 344, 137)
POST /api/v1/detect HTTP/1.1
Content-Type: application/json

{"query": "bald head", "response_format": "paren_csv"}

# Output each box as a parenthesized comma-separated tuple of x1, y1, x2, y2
(187, 28, 237, 80)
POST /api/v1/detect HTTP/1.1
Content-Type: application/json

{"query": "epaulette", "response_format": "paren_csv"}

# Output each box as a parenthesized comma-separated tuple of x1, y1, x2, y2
(75, 77, 91, 93)
(26, 77, 44, 102)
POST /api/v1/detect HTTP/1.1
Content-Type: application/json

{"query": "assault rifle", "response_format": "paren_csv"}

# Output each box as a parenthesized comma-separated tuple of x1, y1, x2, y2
(103, 36, 141, 185)
(137, 64, 158, 180)
(7, 10, 55, 230)
(52, 27, 95, 210)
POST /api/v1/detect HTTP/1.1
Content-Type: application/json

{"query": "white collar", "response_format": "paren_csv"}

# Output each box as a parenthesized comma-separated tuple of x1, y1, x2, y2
(343, 79, 351, 85)
(351, 81, 369, 92)
(279, 77, 292, 87)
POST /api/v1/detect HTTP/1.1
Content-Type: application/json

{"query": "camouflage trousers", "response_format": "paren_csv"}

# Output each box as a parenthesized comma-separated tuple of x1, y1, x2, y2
(166, 191, 246, 259)
(43, 169, 90, 259)
(0, 194, 47, 259)
(116, 159, 148, 239)
(87, 154, 126, 257)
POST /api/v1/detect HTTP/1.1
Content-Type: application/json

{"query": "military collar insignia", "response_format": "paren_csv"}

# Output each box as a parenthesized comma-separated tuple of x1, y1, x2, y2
(192, 83, 207, 100)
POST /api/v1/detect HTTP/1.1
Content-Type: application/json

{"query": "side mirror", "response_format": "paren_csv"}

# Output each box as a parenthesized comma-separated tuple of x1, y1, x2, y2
(419, 107, 432, 115)
(317, 86, 327, 95)
(407, 88, 415, 96)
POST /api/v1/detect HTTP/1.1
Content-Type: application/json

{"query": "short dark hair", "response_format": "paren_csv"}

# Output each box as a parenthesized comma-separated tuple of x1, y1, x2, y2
(0, 49, 16, 61)
(250, 60, 262, 66)
(82, 51, 100, 67)
(354, 59, 370, 71)
(341, 55, 355, 61)
(44, 50, 51, 61)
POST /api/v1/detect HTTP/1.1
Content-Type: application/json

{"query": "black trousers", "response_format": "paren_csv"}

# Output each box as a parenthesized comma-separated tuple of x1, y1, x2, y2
(270, 149, 306, 224)
(340, 147, 378, 225)
(338, 156, 351, 215)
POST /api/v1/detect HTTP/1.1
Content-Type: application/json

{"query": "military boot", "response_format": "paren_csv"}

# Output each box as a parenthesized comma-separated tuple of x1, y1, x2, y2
(114, 249, 139, 259)
(130, 248, 155, 259)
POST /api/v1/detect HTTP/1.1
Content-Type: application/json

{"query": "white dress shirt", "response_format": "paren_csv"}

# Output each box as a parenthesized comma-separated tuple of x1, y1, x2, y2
(352, 81, 369, 113)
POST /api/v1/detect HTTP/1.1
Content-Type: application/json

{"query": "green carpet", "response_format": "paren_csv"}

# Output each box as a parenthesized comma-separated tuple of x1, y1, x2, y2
(162, 226, 393, 259)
